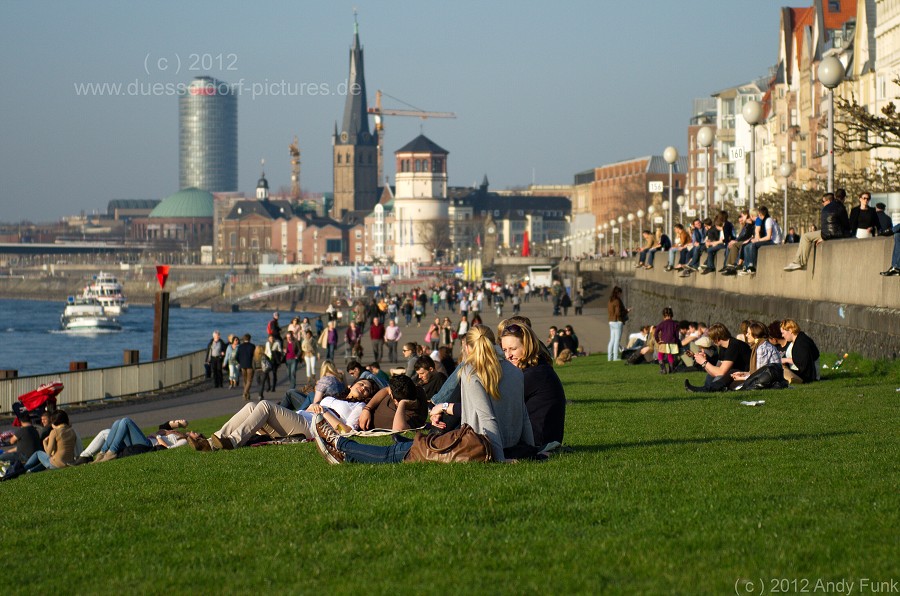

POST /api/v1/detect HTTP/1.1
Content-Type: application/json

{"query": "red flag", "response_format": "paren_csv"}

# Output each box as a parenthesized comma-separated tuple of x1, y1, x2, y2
(475, 234, 481, 248)
(521, 231, 531, 256)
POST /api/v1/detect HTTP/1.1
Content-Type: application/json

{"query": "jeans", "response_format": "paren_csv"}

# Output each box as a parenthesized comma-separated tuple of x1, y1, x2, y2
(646, 248, 663, 267)
(668, 248, 687, 268)
(386, 340, 398, 363)
(280, 390, 312, 411)
(743, 239, 772, 268)
(337, 436, 413, 464)
(705, 244, 727, 269)
(326, 344, 336, 361)
(286, 359, 298, 389)
(103, 418, 151, 453)
(608, 321, 623, 361)
(892, 224, 900, 268)
(372, 340, 383, 362)
(687, 246, 703, 269)
(24, 450, 54, 473)
(638, 249, 650, 265)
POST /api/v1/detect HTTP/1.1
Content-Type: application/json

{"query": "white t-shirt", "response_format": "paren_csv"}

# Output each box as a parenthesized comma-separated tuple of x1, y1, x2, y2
(319, 396, 365, 429)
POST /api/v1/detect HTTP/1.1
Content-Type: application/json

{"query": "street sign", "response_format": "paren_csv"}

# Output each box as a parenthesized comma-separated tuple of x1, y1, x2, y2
(728, 147, 746, 161)
(648, 181, 664, 193)
(653, 216, 664, 224)
(733, 198, 746, 207)
(686, 209, 697, 217)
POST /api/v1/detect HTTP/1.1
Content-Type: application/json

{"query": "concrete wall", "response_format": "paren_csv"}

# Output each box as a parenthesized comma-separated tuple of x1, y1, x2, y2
(566, 236, 900, 359)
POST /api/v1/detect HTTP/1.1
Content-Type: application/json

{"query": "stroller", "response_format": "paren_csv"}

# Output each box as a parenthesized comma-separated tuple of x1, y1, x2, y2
(12, 381, 64, 427)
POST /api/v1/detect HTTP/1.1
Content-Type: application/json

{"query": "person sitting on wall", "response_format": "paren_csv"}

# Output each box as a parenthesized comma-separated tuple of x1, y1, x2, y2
(879, 221, 900, 277)
(784, 192, 851, 272)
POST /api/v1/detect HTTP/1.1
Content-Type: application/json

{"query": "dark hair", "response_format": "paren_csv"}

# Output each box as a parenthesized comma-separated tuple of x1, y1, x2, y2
(388, 374, 418, 403)
(414, 355, 436, 372)
(767, 321, 783, 340)
(758, 206, 769, 218)
(822, 192, 835, 203)
(748, 320, 769, 340)
(662, 307, 674, 318)
(708, 323, 732, 343)
(609, 286, 623, 302)
(368, 362, 380, 370)
(678, 320, 690, 331)
(16, 411, 31, 424)
(347, 360, 362, 371)
(835, 188, 846, 202)
(876, 202, 886, 210)
(504, 315, 532, 328)
(403, 342, 417, 353)
(51, 410, 69, 426)
(243, 334, 251, 342)
(703, 217, 713, 226)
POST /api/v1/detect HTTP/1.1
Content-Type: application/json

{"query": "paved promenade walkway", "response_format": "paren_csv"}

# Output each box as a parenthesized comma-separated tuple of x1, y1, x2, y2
(14, 297, 613, 438)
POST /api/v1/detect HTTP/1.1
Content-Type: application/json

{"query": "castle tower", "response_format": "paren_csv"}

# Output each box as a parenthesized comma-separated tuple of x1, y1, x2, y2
(289, 136, 301, 201)
(256, 160, 269, 201)
(393, 134, 449, 264)
(332, 18, 378, 219)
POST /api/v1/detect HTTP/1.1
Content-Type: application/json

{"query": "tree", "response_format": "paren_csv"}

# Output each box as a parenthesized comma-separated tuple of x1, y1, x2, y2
(833, 79, 900, 189)
(416, 219, 453, 262)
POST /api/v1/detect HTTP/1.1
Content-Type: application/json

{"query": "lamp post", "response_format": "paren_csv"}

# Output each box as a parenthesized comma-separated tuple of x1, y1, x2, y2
(627, 213, 635, 254)
(676, 196, 685, 225)
(818, 55, 844, 193)
(693, 189, 704, 220)
(609, 219, 616, 257)
(717, 183, 727, 211)
(647, 205, 657, 237)
(636, 209, 645, 237)
(742, 100, 763, 212)
(617, 216, 625, 256)
(661, 201, 670, 237)
(697, 126, 714, 219)
(663, 146, 678, 237)
(779, 161, 794, 231)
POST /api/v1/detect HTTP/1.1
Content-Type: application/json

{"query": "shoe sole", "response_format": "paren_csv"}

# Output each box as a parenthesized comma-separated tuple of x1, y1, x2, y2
(210, 435, 234, 450)
(313, 414, 343, 464)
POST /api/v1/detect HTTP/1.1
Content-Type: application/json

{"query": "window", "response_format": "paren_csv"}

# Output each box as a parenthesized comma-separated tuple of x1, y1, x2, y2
(355, 230, 362, 239)
(355, 243, 362, 252)
(828, 0, 839, 12)
(229, 232, 236, 248)
(800, 150, 807, 168)
(337, 154, 342, 164)
(326, 239, 342, 253)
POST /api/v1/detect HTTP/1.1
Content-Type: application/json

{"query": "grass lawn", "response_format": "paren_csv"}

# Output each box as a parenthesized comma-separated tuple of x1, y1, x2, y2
(1, 354, 898, 594)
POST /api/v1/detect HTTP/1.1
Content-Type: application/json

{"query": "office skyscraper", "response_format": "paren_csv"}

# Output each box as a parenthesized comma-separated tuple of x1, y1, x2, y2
(179, 76, 238, 192)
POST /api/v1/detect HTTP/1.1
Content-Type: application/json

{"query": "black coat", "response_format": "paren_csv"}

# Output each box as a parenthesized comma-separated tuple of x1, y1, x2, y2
(821, 201, 850, 240)
(790, 332, 820, 383)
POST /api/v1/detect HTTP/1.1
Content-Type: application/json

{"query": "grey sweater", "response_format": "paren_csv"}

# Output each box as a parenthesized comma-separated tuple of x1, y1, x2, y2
(458, 360, 535, 462)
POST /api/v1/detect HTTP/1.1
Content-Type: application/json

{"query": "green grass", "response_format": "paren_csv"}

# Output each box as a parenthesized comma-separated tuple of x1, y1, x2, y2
(2, 354, 898, 594)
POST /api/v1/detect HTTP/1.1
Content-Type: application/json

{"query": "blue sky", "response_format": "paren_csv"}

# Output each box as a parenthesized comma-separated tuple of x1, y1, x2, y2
(0, 0, 791, 221)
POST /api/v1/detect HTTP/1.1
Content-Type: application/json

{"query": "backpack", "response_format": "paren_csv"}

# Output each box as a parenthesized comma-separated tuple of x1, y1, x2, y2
(267, 320, 278, 337)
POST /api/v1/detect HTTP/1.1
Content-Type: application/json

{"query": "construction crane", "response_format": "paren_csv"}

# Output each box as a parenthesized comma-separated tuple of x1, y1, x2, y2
(368, 90, 456, 183)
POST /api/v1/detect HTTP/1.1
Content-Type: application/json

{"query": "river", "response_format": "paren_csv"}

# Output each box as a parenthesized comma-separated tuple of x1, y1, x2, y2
(0, 299, 321, 377)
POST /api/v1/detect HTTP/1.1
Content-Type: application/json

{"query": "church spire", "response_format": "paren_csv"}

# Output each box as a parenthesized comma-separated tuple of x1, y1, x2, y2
(339, 12, 373, 146)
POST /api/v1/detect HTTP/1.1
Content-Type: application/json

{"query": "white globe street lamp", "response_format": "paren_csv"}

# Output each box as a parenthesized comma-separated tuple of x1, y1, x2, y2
(617, 215, 625, 256)
(717, 183, 728, 211)
(676, 195, 685, 225)
(742, 100, 763, 212)
(818, 55, 845, 193)
(636, 209, 645, 237)
(661, 201, 670, 238)
(779, 161, 794, 232)
(663, 146, 678, 238)
(697, 126, 714, 222)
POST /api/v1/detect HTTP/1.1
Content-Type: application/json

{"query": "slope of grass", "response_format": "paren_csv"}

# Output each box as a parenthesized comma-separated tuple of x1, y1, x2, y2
(1, 354, 898, 593)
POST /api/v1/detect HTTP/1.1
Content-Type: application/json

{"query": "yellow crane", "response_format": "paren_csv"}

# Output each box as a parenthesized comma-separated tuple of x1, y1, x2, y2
(368, 90, 456, 183)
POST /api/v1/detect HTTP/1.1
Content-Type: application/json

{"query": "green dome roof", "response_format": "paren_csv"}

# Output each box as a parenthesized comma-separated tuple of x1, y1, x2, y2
(149, 187, 214, 218)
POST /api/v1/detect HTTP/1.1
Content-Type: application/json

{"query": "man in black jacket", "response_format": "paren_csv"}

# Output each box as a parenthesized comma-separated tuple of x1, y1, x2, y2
(236, 334, 256, 401)
(206, 330, 228, 388)
(783, 192, 850, 271)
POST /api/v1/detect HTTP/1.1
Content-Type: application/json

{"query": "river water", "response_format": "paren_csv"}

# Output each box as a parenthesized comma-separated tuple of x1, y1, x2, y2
(0, 299, 321, 377)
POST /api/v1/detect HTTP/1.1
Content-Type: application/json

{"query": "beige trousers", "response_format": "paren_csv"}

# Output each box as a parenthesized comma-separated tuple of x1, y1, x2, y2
(216, 401, 312, 446)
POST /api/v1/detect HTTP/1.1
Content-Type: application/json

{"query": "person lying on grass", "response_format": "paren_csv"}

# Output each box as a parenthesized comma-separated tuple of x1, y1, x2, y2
(311, 325, 534, 464)
(356, 374, 429, 431)
(190, 378, 378, 451)
(74, 418, 197, 464)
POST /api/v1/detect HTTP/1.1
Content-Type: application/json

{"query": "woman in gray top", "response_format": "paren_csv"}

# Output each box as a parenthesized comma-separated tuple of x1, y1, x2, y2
(311, 325, 534, 464)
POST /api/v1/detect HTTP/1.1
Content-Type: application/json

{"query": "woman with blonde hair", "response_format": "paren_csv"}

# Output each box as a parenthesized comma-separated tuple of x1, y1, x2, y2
(311, 325, 534, 464)
(499, 321, 566, 448)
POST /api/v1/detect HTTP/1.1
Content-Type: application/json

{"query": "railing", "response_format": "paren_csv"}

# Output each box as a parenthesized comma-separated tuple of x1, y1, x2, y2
(0, 349, 207, 415)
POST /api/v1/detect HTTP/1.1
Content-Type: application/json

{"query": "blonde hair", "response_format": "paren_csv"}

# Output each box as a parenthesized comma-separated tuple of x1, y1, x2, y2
(462, 325, 501, 400)
(319, 360, 342, 382)
(498, 319, 546, 369)
(780, 318, 801, 335)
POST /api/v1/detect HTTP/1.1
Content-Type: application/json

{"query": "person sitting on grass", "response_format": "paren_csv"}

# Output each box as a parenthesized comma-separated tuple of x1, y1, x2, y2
(279, 360, 346, 411)
(191, 377, 378, 451)
(356, 374, 429, 431)
(779, 319, 820, 384)
(311, 325, 534, 464)
(23, 410, 77, 473)
(0, 411, 42, 466)
(413, 355, 448, 402)
(499, 321, 566, 449)
(684, 323, 751, 393)
(727, 320, 782, 388)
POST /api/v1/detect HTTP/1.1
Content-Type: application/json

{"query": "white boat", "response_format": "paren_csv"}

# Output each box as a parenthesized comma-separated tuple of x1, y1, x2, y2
(82, 272, 128, 316)
(60, 296, 122, 332)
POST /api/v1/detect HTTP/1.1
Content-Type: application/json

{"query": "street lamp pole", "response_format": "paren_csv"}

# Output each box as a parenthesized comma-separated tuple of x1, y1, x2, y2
(627, 213, 635, 255)
(697, 125, 714, 221)
(617, 215, 625, 257)
(818, 55, 845, 193)
(742, 100, 763, 212)
(779, 161, 794, 231)
(717, 183, 727, 213)
(636, 209, 644, 238)
(663, 146, 678, 238)
(676, 196, 685, 225)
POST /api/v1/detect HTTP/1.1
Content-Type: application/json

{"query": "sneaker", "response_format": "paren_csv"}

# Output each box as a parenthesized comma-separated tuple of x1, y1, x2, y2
(737, 268, 751, 276)
(679, 270, 692, 277)
(187, 434, 212, 452)
(783, 262, 804, 271)
(72, 455, 93, 466)
(698, 265, 709, 273)
(721, 268, 737, 276)
(664, 265, 673, 272)
(701, 268, 714, 275)
(880, 267, 900, 276)
(313, 414, 345, 464)
(210, 434, 235, 450)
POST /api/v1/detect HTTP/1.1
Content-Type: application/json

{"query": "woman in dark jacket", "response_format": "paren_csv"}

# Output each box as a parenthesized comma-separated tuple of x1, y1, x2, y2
(499, 320, 566, 448)
(779, 319, 820, 384)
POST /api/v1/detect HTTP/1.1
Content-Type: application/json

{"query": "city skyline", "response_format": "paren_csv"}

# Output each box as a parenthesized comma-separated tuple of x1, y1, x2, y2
(1, 0, 790, 222)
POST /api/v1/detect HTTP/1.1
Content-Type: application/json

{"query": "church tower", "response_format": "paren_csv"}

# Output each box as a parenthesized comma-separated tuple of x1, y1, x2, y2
(332, 17, 378, 219)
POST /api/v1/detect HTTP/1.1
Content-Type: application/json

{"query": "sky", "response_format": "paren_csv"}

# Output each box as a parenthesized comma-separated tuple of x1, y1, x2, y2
(0, 0, 794, 222)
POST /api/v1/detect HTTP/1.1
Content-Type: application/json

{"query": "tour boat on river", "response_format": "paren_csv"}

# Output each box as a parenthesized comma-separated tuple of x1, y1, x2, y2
(81, 272, 128, 316)
(60, 296, 121, 332)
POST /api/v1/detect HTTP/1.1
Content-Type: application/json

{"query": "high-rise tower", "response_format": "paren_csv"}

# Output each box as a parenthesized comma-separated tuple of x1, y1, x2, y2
(332, 19, 378, 218)
(179, 76, 238, 192)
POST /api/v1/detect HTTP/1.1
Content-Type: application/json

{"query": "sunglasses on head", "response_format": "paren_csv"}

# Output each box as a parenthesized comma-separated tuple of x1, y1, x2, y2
(501, 324, 524, 337)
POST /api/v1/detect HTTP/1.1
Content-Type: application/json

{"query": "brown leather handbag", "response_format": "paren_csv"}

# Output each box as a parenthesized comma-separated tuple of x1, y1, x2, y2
(404, 424, 494, 463)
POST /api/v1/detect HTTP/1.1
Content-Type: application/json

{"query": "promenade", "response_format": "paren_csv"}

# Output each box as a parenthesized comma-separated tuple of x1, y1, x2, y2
(57, 296, 613, 437)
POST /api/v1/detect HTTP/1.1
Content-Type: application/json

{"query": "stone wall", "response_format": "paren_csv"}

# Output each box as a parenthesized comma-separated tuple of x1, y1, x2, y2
(570, 236, 900, 360)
